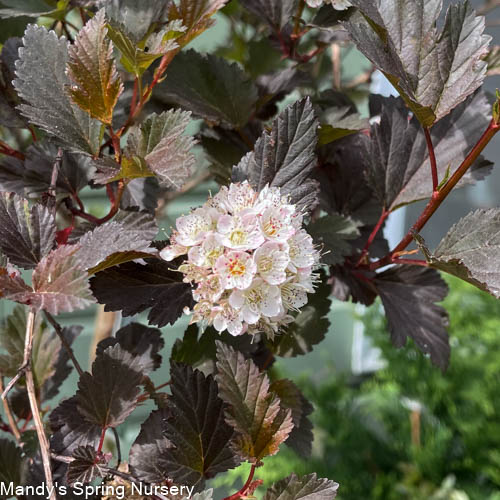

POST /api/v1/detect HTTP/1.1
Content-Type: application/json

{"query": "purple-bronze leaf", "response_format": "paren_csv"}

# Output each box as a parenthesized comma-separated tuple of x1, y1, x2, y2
(263, 473, 339, 500)
(76, 344, 143, 428)
(374, 265, 450, 370)
(67, 445, 107, 485)
(232, 98, 320, 215)
(0, 191, 56, 269)
(90, 259, 194, 327)
(30, 244, 95, 315)
(14, 24, 102, 155)
(346, 0, 490, 126)
(215, 342, 294, 462)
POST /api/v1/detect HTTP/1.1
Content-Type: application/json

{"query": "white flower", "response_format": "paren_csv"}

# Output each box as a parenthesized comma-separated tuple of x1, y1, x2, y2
(280, 281, 309, 311)
(260, 205, 296, 241)
(175, 207, 214, 246)
(229, 278, 282, 324)
(253, 242, 289, 285)
(217, 211, 264, 250)
(159, 182, 322, 338)
(193, 273, 225, 302)
(288, 229, 317, 270)
(188, 233, 224, 268)
(213, 303, 245, 336)
(215, 250, 256, 290)
(224, 181, 257, 213)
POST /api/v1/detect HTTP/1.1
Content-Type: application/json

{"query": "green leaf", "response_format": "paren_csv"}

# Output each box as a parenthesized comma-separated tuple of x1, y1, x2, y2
(263, 473, 339, 500)
(29, 244, 95, 315)
(0, 0, 59, 18)
(346, 0, 491, 126)
(269, 273, 331, 357)
(154, 49, 258, 129)
(318, 107, 368, 146)
(484, 45, 500, 76)
(0, 438, 23, 493)
(232, 98, 319, 214)
(0, 192, 56, 269)
(374, 265, 450, 370)
(366, 92, 493, 210)
(418, 209, 500, 299)
(242, 0, 297, 30)
(107, 20, 184, 77)
(160, 363, 241, 487)
(307, 214, 361, 265)
(215, 342, 294, 462)
(124, 109, 197, 188)
(67, 9, 123, 125)
(89, 258, 194, 327)
(76, 343, 143, 428)
(75, 209, 157, 270)
(14, 24, 103, 154)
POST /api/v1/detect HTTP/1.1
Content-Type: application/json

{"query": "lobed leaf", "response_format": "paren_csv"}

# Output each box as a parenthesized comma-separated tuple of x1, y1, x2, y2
(263, 473, 339, 500)
(215, 342, 294, 462)
(67, 9, 123, 125)
(232, 98, 319, 214)
(30, 244, 95, 315)
(418, 208, 500, 299)
(154, 50, 258, 129)
(50, 396, 101, 457)
(242, 0, 297, 30)
(75, 210, 158, 271)
(95, 322, 164, 373)
(346, 0, 491, 126)
(67, 446, 107, 485)
(90, 258, 194, 327)
(0, 191, 56, 269)
(0, 438, 23, 489)
(14, 24, 103, 155)
(366, 92, 493, 210)
(160, 363, 241, 488)
(0, 0, 58, 19)
(76, 343, 143, 428)
(307, 214, 360, 265)
(374, 265, 450, 370)
(125, 109, 197, 188)
(270, 379, 314, 458)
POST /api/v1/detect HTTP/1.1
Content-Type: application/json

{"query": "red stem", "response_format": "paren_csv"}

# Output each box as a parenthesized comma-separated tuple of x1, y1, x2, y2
(97, 427, 107, 454)
(356, 208, 389, 266)
(370, 119, 500, 271)
(223, 465, 256, 500)
(391, 258, 429, 267)
(424, 127, 439, 192)
(0, 141, 24, 160)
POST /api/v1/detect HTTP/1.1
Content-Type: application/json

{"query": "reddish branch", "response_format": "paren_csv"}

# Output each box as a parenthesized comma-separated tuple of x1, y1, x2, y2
(424, 127, 439, 192)
(357, 208, 389, 266)
(223, 465, 257, 500)
(369, 118, 500, 271)
(0, 140, 24, 160)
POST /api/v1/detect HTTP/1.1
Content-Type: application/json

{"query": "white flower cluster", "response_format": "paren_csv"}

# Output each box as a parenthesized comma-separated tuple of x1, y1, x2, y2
(160, 182, 320, 338)
(305, 0, 351, 9)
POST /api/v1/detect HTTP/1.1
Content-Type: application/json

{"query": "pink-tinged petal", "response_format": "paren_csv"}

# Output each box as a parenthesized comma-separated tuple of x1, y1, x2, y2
(227, 318, 244, 336)
(213, 315, 227, 332)
(242, 306, 260, 324)
(229, 290, 245, 309)
(217, 214, 234, 234)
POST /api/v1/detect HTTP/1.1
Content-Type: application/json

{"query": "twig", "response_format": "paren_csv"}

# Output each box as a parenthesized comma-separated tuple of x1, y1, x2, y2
(0, 140, 25, 160)
(331, 43, 341, 89)
(424, 127, 438, 192)
(43, 312, 84, 377)
(223, 464, 257, 500)
(391, 258, 429, 267)
(370, 119, 500, 271)
(24, 309, 56, 500)
(0, 378, 22, 443)
(478, 0, 500, 15)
